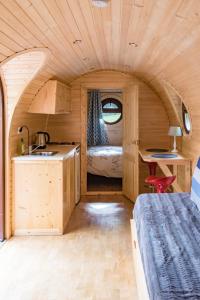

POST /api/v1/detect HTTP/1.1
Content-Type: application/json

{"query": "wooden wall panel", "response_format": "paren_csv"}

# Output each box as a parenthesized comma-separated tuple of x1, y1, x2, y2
(46, 70, 170, 194)
(139, 82, 170, 149)
(105, 118, 123, 146)
(149, 38, 200, 171)
(47, 71, 169, 147)
(47, 87, 81, 143)
(139, 82, 170, 193)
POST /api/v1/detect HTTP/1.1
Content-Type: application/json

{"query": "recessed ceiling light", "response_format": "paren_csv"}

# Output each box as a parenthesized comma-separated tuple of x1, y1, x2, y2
(92, 0, 110, 8)
(129, 42, 138, 47)
(73, 39, 82, 44)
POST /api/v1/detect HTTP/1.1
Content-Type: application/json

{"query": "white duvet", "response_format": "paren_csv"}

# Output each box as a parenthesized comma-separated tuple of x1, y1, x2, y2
(87, 146, 123, 178)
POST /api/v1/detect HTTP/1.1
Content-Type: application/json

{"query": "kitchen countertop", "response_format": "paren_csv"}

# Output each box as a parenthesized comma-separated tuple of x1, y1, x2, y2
(12, 145, 80, 161)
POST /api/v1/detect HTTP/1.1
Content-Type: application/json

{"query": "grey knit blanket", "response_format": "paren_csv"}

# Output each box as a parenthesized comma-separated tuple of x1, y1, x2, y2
(134, 192, 200, 300)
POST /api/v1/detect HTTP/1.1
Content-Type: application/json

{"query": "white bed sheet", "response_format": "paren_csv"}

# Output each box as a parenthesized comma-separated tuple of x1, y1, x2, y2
(87, 146, 123, 178)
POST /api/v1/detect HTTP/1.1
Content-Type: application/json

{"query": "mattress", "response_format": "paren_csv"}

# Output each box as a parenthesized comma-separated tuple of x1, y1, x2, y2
(87, 145, 123, 178)
(134, 192, 200, 300)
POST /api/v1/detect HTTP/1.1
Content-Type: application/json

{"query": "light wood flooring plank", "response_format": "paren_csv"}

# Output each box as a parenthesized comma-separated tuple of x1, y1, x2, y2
(0, 196, 138, 300)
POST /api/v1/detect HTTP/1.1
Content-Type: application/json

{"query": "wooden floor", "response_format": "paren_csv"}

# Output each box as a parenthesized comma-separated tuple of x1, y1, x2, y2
(0, 195, 138, 300)
(87, 174, 122, 191)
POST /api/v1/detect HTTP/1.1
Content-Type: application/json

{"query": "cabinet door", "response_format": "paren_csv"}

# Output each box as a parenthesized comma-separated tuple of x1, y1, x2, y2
(28, 80, 57, 114)
(56, 82, 71, 114)
(29, 80, 71, 114)
(63, 154, 75, 231)
(13, 161, 63, 235)
(69, 154, 75, 213)
(63, 159, 71, 230)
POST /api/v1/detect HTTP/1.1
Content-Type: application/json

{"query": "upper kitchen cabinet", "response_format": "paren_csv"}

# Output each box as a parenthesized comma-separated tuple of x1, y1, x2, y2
(28, 80, 71, 114)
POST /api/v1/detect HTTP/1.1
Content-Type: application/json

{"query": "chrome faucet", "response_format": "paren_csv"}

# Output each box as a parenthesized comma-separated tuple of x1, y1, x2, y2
(18, 125, 30, 154)
(17, 125, 43, 154)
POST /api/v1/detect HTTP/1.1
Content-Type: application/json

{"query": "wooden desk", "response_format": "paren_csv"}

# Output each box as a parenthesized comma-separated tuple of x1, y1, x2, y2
(139, 149, 191, 192)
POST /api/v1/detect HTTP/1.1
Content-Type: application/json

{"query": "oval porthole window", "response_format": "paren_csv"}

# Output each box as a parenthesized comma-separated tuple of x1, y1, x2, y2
(102, 98, 122, 125)
(182, 103, 191, 134)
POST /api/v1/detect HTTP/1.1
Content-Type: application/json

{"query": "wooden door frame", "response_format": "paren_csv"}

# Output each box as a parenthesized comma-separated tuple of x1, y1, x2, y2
(80, 81, 135, 196)
(0, 78, 4, 241)
(123, 84, 139, 201)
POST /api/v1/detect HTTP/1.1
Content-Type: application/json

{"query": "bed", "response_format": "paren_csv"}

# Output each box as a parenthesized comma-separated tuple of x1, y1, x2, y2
(130, 157, 200, 299)
(87, 145, 123, 178)
(133, 192, 200, 300)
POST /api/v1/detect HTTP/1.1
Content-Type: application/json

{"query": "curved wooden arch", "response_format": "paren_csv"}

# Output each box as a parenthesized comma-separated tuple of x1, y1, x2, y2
(0, 48, 50, 129)
(0, 48, 50, 239)
(72, 69, 179, 128)
(0, 48, 50, 67)
(162, 80, 192, 136)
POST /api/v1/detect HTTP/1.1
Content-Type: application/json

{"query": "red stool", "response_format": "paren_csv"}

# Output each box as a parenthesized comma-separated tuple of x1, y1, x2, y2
(145, 175, 176, 193)
(147, 162, 157, 176)
(141, 159, 157, 176)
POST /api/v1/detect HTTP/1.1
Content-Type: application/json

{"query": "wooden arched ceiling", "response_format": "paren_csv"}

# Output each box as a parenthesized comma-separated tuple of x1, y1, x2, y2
(0, 0, 199, 149)
(0, 0, 198, 83)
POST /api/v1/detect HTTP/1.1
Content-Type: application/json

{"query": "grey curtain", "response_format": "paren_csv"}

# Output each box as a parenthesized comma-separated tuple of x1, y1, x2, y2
(87, 90, 109, 146)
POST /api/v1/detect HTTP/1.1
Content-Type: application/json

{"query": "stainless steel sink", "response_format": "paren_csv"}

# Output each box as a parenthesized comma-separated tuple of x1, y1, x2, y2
(30, 151, 58, 156)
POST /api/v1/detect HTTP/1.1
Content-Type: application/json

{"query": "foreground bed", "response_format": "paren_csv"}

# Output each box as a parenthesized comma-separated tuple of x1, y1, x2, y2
(131, 192, 200, 300)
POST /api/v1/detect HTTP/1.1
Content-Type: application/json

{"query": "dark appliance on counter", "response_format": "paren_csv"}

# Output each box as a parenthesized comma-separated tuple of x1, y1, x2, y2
(36, 131, 50, 149)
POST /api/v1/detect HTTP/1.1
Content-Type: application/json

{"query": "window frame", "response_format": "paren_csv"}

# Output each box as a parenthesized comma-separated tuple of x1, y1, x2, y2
(182, 103, 191, 134)
(102, 98, 122, 125)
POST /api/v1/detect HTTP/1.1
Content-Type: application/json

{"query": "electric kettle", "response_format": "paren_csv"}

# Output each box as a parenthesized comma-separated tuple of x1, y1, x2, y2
(36, 131, 50, 149)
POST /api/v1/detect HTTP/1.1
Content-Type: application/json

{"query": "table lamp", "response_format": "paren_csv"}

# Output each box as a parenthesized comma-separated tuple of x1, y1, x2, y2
(168, 126, 182, 153)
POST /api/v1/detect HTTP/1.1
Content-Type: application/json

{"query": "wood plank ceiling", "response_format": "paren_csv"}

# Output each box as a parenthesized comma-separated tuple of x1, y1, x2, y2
(0, 0, 199, 85)
(2, 0, 200, 239)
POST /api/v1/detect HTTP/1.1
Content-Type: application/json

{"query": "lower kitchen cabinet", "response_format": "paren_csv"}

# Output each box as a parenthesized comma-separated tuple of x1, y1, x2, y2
(63, 154, 75, 231)
(12, 149, 77, 235)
